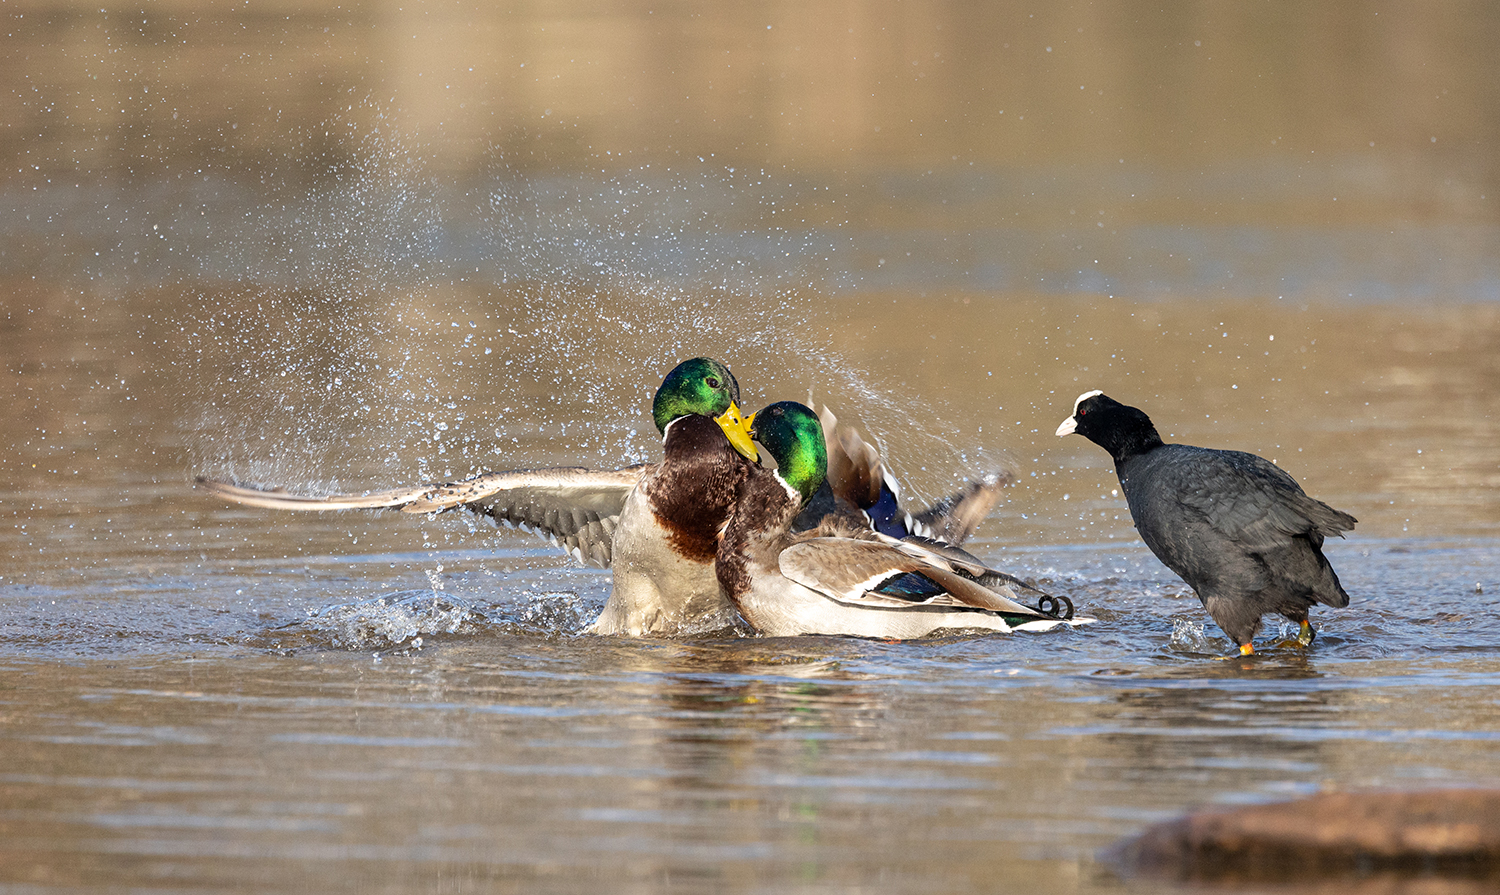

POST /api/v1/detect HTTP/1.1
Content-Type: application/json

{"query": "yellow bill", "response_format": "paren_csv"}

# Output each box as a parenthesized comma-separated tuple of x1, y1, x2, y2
(714, 401, 759, 462)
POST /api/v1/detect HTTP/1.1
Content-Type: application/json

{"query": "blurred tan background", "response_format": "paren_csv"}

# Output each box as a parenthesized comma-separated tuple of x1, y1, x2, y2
(4, 0, 1495, 217)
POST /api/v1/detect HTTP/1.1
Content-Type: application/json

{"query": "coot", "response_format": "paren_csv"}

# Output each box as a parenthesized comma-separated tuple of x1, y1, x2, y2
(1057, 390, 1355, 655)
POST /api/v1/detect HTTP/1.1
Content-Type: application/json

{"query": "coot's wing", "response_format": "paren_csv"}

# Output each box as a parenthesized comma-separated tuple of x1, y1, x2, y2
(198, 466, 646, 567)
(1175, 449, 1356, 548)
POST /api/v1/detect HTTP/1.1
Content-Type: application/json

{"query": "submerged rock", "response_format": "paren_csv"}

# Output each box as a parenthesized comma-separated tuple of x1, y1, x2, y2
(1109, 789, 1500, 883)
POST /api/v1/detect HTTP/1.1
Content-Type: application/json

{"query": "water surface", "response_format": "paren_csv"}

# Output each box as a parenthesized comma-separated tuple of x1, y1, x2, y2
(7, 288, 1500, 893)
(4, 2, 1500, 892)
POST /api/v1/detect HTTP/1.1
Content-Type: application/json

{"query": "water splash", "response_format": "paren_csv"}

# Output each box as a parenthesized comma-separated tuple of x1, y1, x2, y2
(1168, 616, 1223, 654)
(515, 591, 592, 634)
(305, 590, 480, 651)
(178, 101, 1002, 505)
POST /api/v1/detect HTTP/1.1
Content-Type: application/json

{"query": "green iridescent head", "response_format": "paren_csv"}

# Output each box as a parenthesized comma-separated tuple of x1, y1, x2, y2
(746, 401, 828, 505)
(652, 357, 757, 461)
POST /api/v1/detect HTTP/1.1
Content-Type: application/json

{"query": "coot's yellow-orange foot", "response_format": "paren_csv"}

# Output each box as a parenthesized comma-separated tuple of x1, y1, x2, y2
(1271, 621, 1318, 650)
(1213, 643, 1255, 660)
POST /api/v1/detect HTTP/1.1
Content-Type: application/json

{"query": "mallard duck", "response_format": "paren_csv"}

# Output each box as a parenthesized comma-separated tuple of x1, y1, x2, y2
(200, 358, 1009, 637)
(716, 401, 1081, 639)
(201, 357, 761, 636)
(1056, 390, 1355, 655)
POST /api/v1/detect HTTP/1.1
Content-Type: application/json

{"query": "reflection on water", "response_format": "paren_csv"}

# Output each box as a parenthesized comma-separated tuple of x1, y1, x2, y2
(4, 1, 1500, 893)
(5, 641, 1500, 893)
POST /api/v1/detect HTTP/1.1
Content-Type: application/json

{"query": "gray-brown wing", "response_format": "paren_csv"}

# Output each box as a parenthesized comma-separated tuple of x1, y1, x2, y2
(818, 404, 885, 508)
(777, 537, 1048, 617)
(815, 404, 1011, 544)
(909, 473, 1012, 545)
(197, 466, 648, 568)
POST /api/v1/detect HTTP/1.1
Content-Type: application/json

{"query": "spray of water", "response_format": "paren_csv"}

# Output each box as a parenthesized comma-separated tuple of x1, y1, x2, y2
(180, 103, 997, 500)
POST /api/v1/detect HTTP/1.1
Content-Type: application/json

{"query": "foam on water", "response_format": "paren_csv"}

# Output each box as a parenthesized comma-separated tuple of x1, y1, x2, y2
(304, 591, 482, 651)
(291, 584, 596, 652)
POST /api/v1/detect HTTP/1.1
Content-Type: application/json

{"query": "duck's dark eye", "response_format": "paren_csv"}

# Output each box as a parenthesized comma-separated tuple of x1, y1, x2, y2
(705, 376, 721, 389)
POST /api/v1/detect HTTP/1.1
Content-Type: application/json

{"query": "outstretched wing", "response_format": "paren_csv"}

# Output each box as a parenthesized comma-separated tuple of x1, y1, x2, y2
(197, 466, 647, 568)
(777, 536, 1059, 620)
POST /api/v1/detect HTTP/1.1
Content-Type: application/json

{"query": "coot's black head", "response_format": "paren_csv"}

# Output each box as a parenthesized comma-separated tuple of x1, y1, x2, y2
(1056, 390, 1164, 461)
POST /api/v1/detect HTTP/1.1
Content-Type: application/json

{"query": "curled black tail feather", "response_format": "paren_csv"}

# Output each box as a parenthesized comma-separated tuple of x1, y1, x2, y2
(1035, 593, 1075, 621)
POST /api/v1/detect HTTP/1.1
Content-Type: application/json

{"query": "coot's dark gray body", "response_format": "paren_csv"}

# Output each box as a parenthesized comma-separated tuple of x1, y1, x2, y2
(1058, 391, 1356, 653)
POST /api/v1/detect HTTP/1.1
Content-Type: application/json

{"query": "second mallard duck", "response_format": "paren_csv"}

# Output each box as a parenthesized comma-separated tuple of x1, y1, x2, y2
(717, 401, 1084, 639)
